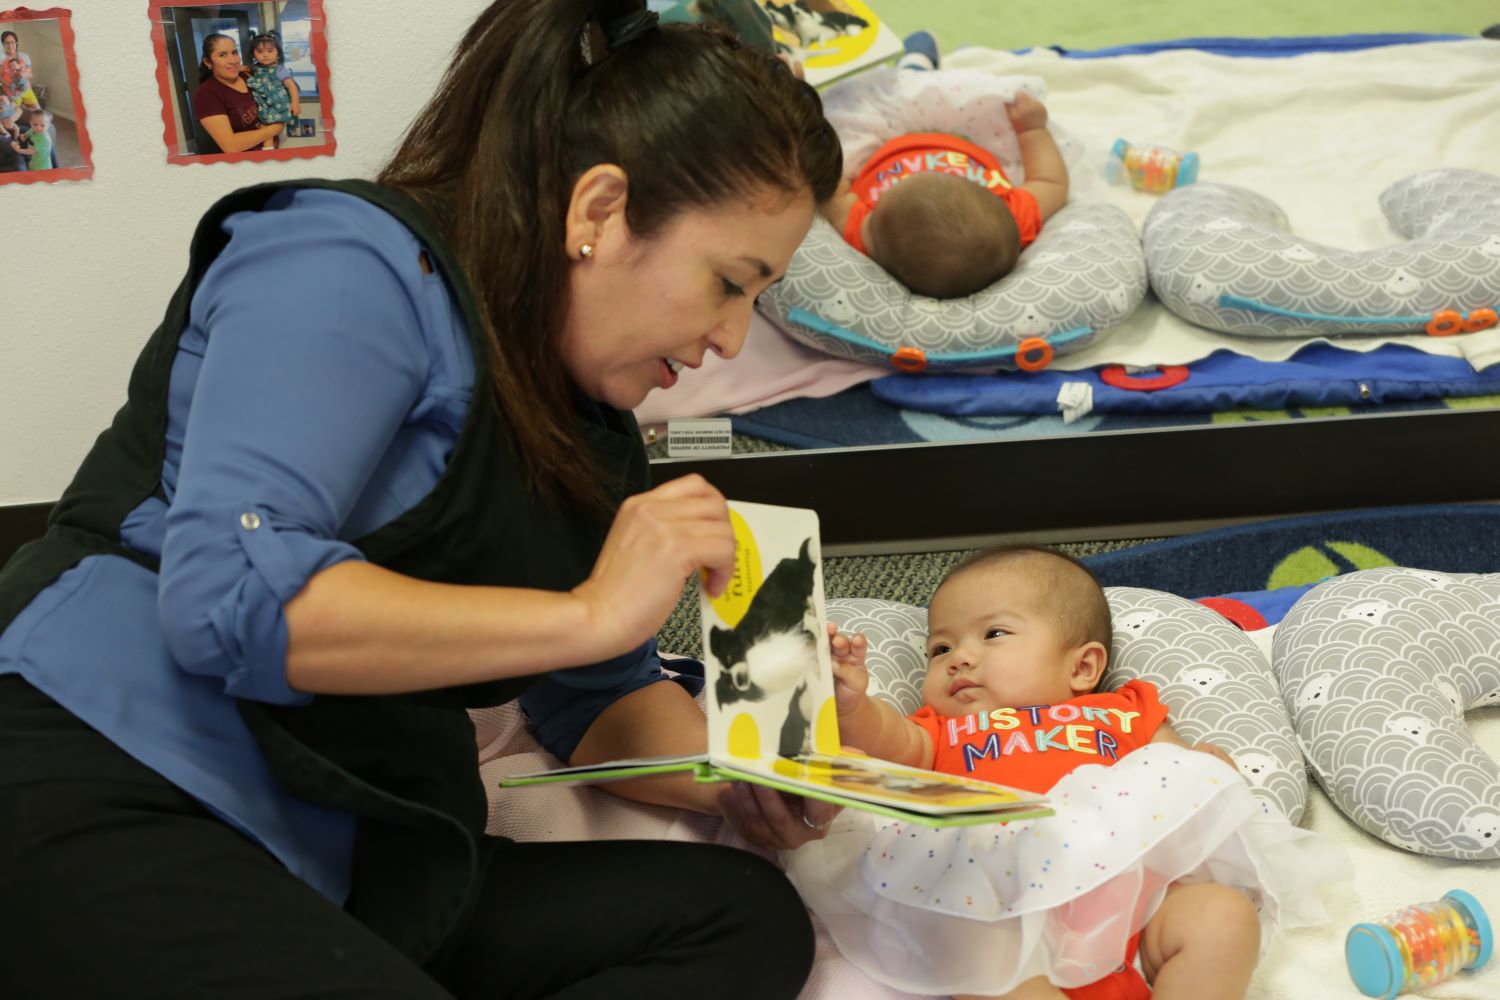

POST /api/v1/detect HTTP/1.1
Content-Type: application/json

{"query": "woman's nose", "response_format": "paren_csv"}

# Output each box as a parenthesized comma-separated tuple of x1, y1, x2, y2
(708, 300, 756, 361)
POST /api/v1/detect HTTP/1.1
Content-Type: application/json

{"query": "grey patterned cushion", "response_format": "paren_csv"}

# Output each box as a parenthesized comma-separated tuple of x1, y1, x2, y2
(826, 590, 1305, 823)
(1144, 169, 1500, 337)
(1274, 568, 1500, 860)
(757, 204, 1146, 371)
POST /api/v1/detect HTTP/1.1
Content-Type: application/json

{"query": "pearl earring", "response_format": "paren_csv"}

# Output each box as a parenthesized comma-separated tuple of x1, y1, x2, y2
(579, 243, 594, 258)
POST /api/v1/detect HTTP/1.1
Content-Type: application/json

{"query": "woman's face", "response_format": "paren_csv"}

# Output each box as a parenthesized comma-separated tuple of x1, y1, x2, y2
(2, 36, 16, 57)
(205, 38, 241, 81)
(561, 186, 815, 410)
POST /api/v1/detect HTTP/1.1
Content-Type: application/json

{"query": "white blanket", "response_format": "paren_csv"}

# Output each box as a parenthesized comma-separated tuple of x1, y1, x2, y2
(475, 698, 1500, 999)
(636, 39, 1500, 427)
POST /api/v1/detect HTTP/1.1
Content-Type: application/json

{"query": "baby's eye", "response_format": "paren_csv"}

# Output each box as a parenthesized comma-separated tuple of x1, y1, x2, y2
(985, 627, 1010, 639)
(927, 643, 950, 660)
(721, 277, 745, 298)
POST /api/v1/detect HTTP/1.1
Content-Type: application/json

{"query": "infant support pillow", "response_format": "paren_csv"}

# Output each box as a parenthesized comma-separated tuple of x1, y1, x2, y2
(827, 589, 1306, 823)
(757, 68, 1147, 373)
(1274, 567, 1500, 860)
(1143, 169, 1500, 338)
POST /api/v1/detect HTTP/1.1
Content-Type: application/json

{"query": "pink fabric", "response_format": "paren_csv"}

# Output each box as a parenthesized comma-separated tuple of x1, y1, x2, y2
(632, 310, 882, 431)
(471, 699, 923, 1000)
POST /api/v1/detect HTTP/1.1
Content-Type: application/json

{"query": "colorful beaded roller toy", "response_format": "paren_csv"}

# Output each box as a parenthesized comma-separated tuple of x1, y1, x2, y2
(1345, 889, 1492, 999)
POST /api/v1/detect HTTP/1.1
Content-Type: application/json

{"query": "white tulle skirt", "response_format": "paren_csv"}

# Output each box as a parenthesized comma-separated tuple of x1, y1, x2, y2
(785, 744, 1349, 997)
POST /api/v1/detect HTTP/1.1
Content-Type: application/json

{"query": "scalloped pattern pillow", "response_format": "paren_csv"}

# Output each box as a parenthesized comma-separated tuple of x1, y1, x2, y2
(757, 67, 1145, 372)
(1273, 567, 1500, 859)
(826, 590, 1305, 823)
(1143, 168, 1500, 337)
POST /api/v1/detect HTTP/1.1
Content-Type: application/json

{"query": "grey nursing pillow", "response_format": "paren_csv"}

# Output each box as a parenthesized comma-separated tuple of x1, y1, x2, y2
(1143, 168, 1500, 338)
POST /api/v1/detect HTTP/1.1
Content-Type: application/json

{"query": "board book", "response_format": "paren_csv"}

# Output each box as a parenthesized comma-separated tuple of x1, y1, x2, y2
(756, 0, 902, 88)
(500, 501, 1052, 828)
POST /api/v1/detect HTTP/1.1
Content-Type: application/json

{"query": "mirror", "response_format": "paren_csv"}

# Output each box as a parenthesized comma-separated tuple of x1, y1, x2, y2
(643, 11, 1500, 552)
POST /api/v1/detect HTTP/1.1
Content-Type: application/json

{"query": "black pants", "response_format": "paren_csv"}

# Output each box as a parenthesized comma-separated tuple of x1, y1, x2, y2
(0, 677, 814, 999)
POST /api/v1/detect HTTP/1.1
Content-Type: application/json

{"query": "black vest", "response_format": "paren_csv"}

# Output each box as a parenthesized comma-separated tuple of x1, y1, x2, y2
(0, 179, 649, 964)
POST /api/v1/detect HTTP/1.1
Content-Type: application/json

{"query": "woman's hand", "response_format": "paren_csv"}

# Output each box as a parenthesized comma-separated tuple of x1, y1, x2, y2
(572, 473, 736, 657)
(718, 782, 841, 852)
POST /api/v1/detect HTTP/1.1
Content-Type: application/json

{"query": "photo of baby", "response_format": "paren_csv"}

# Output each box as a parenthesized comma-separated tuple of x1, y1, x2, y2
(148, 0, 334, 164)
(0, 8, 95, 185)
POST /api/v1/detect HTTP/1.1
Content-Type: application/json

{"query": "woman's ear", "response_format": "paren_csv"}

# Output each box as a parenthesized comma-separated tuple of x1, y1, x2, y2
(564, 164, 628, 261)
(1068, 641, 1109, 693)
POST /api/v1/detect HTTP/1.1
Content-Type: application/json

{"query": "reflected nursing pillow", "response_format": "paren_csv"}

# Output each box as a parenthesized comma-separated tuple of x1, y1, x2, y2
(1274, 567, 1500, 860)
(1144, 169, 1500, 338)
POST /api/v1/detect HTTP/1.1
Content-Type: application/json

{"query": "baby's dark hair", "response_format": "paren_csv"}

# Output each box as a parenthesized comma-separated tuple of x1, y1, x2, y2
(934, 545, 1112, 653)
(866, 172, 1019, 299)
(250, 31, 285, 63)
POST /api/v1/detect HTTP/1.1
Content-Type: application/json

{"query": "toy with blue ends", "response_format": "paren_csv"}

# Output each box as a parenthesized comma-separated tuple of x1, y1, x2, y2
(1346, 889, 1492, 999)
(1106, 138, 1199, 193)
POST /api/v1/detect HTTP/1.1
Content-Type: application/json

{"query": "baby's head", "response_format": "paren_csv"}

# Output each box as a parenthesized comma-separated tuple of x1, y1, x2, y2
(27, 107, 47, 132)
(922, 546, 1111, 716)
(864, 172, 1020, 299)
(6, 57, 22, 75)
(251, 32, 283, 66)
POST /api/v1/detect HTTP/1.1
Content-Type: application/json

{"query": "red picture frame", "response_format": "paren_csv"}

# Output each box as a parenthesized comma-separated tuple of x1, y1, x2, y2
(0, 6, 95, 185)
(147, 0, 335, 165)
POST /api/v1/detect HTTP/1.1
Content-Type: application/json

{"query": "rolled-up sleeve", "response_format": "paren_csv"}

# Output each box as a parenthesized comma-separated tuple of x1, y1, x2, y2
(158, 193, 433, 704)
(519, 639, 707, 762)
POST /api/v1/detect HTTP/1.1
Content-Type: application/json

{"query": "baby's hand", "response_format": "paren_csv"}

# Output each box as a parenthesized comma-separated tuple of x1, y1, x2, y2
(1006, 91, 1049, 133)
(826, 621, 869, 716)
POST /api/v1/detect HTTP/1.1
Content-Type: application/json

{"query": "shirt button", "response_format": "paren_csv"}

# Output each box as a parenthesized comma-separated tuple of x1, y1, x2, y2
(240, 512, 262, 531)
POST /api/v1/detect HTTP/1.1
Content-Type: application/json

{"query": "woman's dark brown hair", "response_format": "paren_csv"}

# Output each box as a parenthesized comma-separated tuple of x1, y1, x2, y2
(378, 0, 841, 511)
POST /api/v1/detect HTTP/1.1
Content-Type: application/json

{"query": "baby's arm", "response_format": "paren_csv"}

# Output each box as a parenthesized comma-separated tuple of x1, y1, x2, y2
(1008, 92, 1069, 221)
(1150, 722, 1237, 770)
(827, 622, 934, 768)
(285, 77, 301, 117)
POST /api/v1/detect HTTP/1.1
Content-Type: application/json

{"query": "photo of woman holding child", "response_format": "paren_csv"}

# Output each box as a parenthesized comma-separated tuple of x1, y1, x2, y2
(0, 9, 94, 184)
(150, 0, 333, 164)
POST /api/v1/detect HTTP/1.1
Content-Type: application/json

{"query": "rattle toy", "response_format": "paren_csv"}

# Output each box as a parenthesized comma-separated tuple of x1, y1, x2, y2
(1345, 889, 1492, 999)
(1106, 139, 1199, 194)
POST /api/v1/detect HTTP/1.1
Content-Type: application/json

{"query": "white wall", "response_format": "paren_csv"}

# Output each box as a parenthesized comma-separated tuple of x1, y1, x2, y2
(1, 0, 492, 505)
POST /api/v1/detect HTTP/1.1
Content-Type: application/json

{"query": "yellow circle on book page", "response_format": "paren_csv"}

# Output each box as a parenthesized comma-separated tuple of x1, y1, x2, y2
(727, 712, 761, 760)
(814, 695, 841, 755)
(802, 0, 880, 69)
(705, 507, 762, 629)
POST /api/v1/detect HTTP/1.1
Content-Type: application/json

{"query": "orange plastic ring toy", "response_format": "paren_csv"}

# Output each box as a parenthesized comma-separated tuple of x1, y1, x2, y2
(1463, 308, 1498, 333)
(1015, 337, 1053, 372)
(1426, 310, 1464, 336)
(891, 346, 928, 373)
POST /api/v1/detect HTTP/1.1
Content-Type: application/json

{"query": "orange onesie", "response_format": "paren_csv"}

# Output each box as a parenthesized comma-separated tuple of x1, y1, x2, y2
(842, 131, 1043, 254)
(909, 680, 1171, 1000)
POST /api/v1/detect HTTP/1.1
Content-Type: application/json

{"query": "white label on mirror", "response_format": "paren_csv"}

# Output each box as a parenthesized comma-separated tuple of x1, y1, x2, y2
(667, 418, 733, 458)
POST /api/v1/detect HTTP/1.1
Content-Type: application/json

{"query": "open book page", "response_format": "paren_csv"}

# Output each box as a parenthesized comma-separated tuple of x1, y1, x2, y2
(501, 499, 1051, 826)
(756, 0, 901, 87)
(700, 501, 1050, 822)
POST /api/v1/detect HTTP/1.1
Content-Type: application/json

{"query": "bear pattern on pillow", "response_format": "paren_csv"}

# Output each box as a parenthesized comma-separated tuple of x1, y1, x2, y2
(1273, 567, 1500, 860)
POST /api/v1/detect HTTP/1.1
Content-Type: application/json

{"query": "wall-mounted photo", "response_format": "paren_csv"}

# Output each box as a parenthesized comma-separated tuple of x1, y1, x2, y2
(148, 0, 334, 164)
(0, 7, 95, 184)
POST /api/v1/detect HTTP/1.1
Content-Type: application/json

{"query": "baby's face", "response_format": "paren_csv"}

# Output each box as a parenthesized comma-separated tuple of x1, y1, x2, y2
(922, 565, 1086, 716)
(253, 42, 278, 65)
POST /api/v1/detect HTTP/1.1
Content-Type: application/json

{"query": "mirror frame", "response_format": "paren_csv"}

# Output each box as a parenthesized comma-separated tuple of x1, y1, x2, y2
(653, 407, 1500, 555)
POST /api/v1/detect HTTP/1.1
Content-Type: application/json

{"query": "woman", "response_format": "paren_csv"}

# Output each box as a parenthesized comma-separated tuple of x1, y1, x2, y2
(192, 32, 284, 154)
(0, 1, 842, 997)
(0, 30, 34, 107)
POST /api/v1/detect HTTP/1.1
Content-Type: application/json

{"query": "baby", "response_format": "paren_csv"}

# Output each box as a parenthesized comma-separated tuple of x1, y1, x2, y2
(10, 107, 50, 170)
(821, 92, 1069, 299)
(797, 546, 1333, 999)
